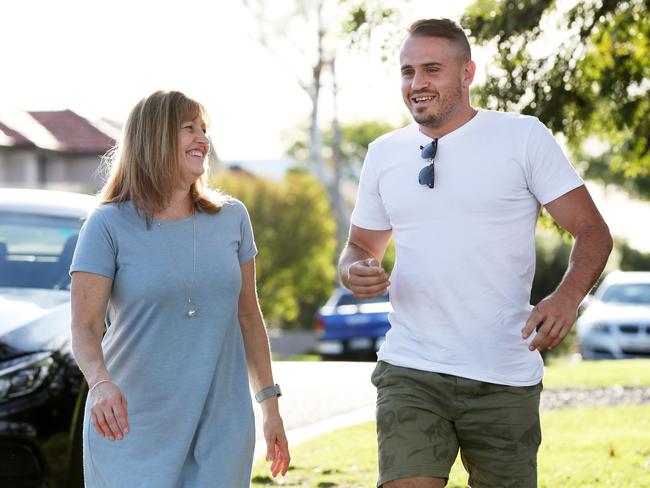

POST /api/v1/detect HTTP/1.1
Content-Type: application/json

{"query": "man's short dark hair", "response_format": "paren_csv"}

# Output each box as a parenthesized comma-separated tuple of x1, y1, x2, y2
(408, 18, 471, 62)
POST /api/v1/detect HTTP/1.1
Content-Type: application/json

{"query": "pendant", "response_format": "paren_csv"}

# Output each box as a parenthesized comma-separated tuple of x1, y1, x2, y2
(185, 301, 198, 318)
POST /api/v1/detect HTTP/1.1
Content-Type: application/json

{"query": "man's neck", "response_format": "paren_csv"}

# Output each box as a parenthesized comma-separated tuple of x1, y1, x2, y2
(418, 105, 478, 139)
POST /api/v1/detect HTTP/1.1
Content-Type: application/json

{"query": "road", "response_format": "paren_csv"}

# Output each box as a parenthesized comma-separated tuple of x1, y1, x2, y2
(252, 361, 377, 458)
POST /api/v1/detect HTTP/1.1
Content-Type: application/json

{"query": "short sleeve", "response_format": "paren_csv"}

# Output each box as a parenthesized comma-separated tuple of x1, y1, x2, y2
(350, 143, 392, 230)
(69, 207, 117, 280)
(237, 201, 257, 265)
(525, 119, 584, 205)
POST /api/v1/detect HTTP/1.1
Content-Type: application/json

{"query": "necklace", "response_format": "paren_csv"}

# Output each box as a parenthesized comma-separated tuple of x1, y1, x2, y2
(156, 211, 198, 319)
(185, 212, 198, 318)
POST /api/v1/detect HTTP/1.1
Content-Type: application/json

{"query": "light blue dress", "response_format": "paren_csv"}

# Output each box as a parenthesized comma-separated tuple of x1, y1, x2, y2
(71, 198, 257, 487)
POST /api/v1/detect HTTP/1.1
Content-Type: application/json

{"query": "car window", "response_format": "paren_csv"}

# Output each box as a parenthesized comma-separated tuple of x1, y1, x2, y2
(601, 283, 650, 305)
(337, 293, 389, 306)
(0, 212, 82, 289)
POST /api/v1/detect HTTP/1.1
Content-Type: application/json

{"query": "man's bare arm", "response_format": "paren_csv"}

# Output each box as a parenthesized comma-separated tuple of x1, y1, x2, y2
(523, 185, 613, 351)
(338, 225, 392, 298)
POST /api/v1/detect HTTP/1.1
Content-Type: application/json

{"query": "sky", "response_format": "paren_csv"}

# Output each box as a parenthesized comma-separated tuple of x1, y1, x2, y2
(2, 0, 649, 251)
(0, 0, 475, 160)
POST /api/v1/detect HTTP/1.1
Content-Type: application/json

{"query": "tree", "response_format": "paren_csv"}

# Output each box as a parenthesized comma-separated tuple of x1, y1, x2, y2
(242, 0, 406, 247)
(615, 239, 650, 270)
(286, 119, 398, 190)
(212, 169, 337, 330)
(462, 0, 650, 198)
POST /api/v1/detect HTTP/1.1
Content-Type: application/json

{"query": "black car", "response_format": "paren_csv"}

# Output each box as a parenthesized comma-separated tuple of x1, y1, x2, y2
(0, 188, 96, 487)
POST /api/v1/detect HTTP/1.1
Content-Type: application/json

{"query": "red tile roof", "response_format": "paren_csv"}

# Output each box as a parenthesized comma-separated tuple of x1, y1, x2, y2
(28, 110, 115, 153)
(0, 121, 35, 148)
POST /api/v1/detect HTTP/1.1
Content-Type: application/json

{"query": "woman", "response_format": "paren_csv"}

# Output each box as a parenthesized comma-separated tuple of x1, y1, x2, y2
(70, 90, 290, 487)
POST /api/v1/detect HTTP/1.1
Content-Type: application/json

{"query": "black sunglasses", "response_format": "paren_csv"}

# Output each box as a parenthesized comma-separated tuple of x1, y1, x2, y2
(418, 138, 438, 189)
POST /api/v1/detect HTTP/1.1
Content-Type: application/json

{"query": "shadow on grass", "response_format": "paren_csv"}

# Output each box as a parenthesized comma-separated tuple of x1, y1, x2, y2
(251, 475, 275, 485)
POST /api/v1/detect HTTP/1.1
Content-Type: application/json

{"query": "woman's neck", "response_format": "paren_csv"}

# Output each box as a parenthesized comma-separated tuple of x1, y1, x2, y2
(154, 191, 193, 221)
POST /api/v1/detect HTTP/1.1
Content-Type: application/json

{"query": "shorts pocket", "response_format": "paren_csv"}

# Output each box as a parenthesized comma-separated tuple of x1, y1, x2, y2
(371, 361, 388, 387)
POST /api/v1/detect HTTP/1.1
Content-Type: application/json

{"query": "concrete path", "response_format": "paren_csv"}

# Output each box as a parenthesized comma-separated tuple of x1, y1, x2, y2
(252, 361, 377, 458)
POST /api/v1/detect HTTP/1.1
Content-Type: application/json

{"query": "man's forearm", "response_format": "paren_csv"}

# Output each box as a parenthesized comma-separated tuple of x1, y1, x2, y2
(338, 242, 373, 288)
(555, 221, 613, 304)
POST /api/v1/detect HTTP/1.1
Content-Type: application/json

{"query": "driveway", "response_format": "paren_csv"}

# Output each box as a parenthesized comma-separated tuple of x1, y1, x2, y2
(252, 361, 377, 456)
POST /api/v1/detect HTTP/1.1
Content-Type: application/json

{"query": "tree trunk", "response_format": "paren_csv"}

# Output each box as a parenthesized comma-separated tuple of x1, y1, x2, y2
(330, 56, 349, 253)
(307, 1, 329, 187)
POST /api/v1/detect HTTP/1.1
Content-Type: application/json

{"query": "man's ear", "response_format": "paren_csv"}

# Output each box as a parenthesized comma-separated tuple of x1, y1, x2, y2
(462, 60, 476, 88)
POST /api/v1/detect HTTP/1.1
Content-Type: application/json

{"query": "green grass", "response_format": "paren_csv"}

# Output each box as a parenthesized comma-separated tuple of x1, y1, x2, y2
(252, 359, 650, 487)
(252, 406, 650, 487)
(271, 353, 321, 361)
(544, 358, 650, 388)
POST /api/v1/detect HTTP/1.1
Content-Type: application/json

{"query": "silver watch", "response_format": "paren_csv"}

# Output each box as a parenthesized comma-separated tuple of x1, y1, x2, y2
(255, 383, 282, 403)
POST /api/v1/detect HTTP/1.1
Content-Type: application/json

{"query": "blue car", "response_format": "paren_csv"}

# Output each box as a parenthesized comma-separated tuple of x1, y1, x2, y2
(314, 287, 391, 360)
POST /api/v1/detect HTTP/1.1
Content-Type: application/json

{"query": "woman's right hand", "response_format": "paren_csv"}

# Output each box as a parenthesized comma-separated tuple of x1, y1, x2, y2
(89, 381, 129, 441)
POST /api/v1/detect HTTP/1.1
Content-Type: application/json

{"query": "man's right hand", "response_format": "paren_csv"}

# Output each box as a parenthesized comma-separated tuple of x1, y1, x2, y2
(347, 257, 390, 298)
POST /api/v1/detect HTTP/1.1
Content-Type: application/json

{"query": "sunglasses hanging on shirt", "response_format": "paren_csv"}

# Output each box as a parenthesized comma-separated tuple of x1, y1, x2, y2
(418, 138, 438, 189)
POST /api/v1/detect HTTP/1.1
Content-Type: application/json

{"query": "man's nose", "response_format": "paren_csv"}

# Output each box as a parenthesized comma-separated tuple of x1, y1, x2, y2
(411, 70, 429, 91)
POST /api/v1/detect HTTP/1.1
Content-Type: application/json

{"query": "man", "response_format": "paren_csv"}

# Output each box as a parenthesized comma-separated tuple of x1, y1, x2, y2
(338, 18, 612, 488)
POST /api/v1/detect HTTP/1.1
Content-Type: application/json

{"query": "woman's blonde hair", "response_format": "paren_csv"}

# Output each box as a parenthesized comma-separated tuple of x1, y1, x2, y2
(100, 90, 225, 223)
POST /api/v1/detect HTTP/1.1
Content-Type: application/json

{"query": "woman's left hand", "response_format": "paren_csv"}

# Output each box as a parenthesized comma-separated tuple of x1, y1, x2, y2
(263, 412, 290, 477)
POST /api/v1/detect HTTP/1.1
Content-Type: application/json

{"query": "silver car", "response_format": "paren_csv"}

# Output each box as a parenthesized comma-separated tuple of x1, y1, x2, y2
(577, 271, 650, 359)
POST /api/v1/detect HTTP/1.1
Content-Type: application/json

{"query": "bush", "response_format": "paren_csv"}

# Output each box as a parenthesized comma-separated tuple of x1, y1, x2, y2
(213, 169, 337, 330)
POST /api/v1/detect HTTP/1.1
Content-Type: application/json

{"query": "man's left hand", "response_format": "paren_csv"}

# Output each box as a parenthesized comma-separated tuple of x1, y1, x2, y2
(522, 293, 580, 352)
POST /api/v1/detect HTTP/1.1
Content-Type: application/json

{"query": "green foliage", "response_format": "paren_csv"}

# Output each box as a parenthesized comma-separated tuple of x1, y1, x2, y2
(338, 121, 399, 166)
(616, 238, 650, 271)
(381, 239, 395, 273)
(212, 169, 337, 330)
(463, 0, 650, 198)
(337, 0, 406, 61)
(533, 221, 575, 359)
(533, 219, 572, 306)
(286, 120, 400, 179)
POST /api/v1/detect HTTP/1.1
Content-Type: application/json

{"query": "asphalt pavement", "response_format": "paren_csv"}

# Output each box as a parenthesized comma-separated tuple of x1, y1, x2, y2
(252, 361, 377, 458)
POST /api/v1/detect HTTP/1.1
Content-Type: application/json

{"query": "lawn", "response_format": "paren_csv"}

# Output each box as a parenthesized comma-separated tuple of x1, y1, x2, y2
(253, 406, 650, 487)
(543, 358, 650, 388)
(252, 359, 650, 487)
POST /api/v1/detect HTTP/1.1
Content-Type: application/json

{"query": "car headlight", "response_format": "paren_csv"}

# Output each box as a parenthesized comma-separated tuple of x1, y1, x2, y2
(0, 352, 53, 402)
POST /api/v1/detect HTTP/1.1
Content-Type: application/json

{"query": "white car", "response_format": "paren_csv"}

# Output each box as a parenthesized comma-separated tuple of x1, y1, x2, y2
(577, 271, 650, 359)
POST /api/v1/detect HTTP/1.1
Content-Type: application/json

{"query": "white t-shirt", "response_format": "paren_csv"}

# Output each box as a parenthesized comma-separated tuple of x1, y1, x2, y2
(351, 109, 584, 386)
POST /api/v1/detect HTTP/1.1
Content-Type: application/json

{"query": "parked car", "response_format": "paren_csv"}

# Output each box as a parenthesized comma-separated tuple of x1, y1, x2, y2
(315, 287, 392, 360)
(0, 188, 97, 487)
(577, 271, 650, 360)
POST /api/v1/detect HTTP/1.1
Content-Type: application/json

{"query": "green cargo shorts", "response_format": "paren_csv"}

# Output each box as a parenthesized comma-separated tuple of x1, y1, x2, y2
(371, 361, 542, 488)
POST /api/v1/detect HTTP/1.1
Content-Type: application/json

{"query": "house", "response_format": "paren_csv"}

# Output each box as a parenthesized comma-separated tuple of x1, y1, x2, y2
(0, 108, 298, 192)
(0, 110, 117, 192)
